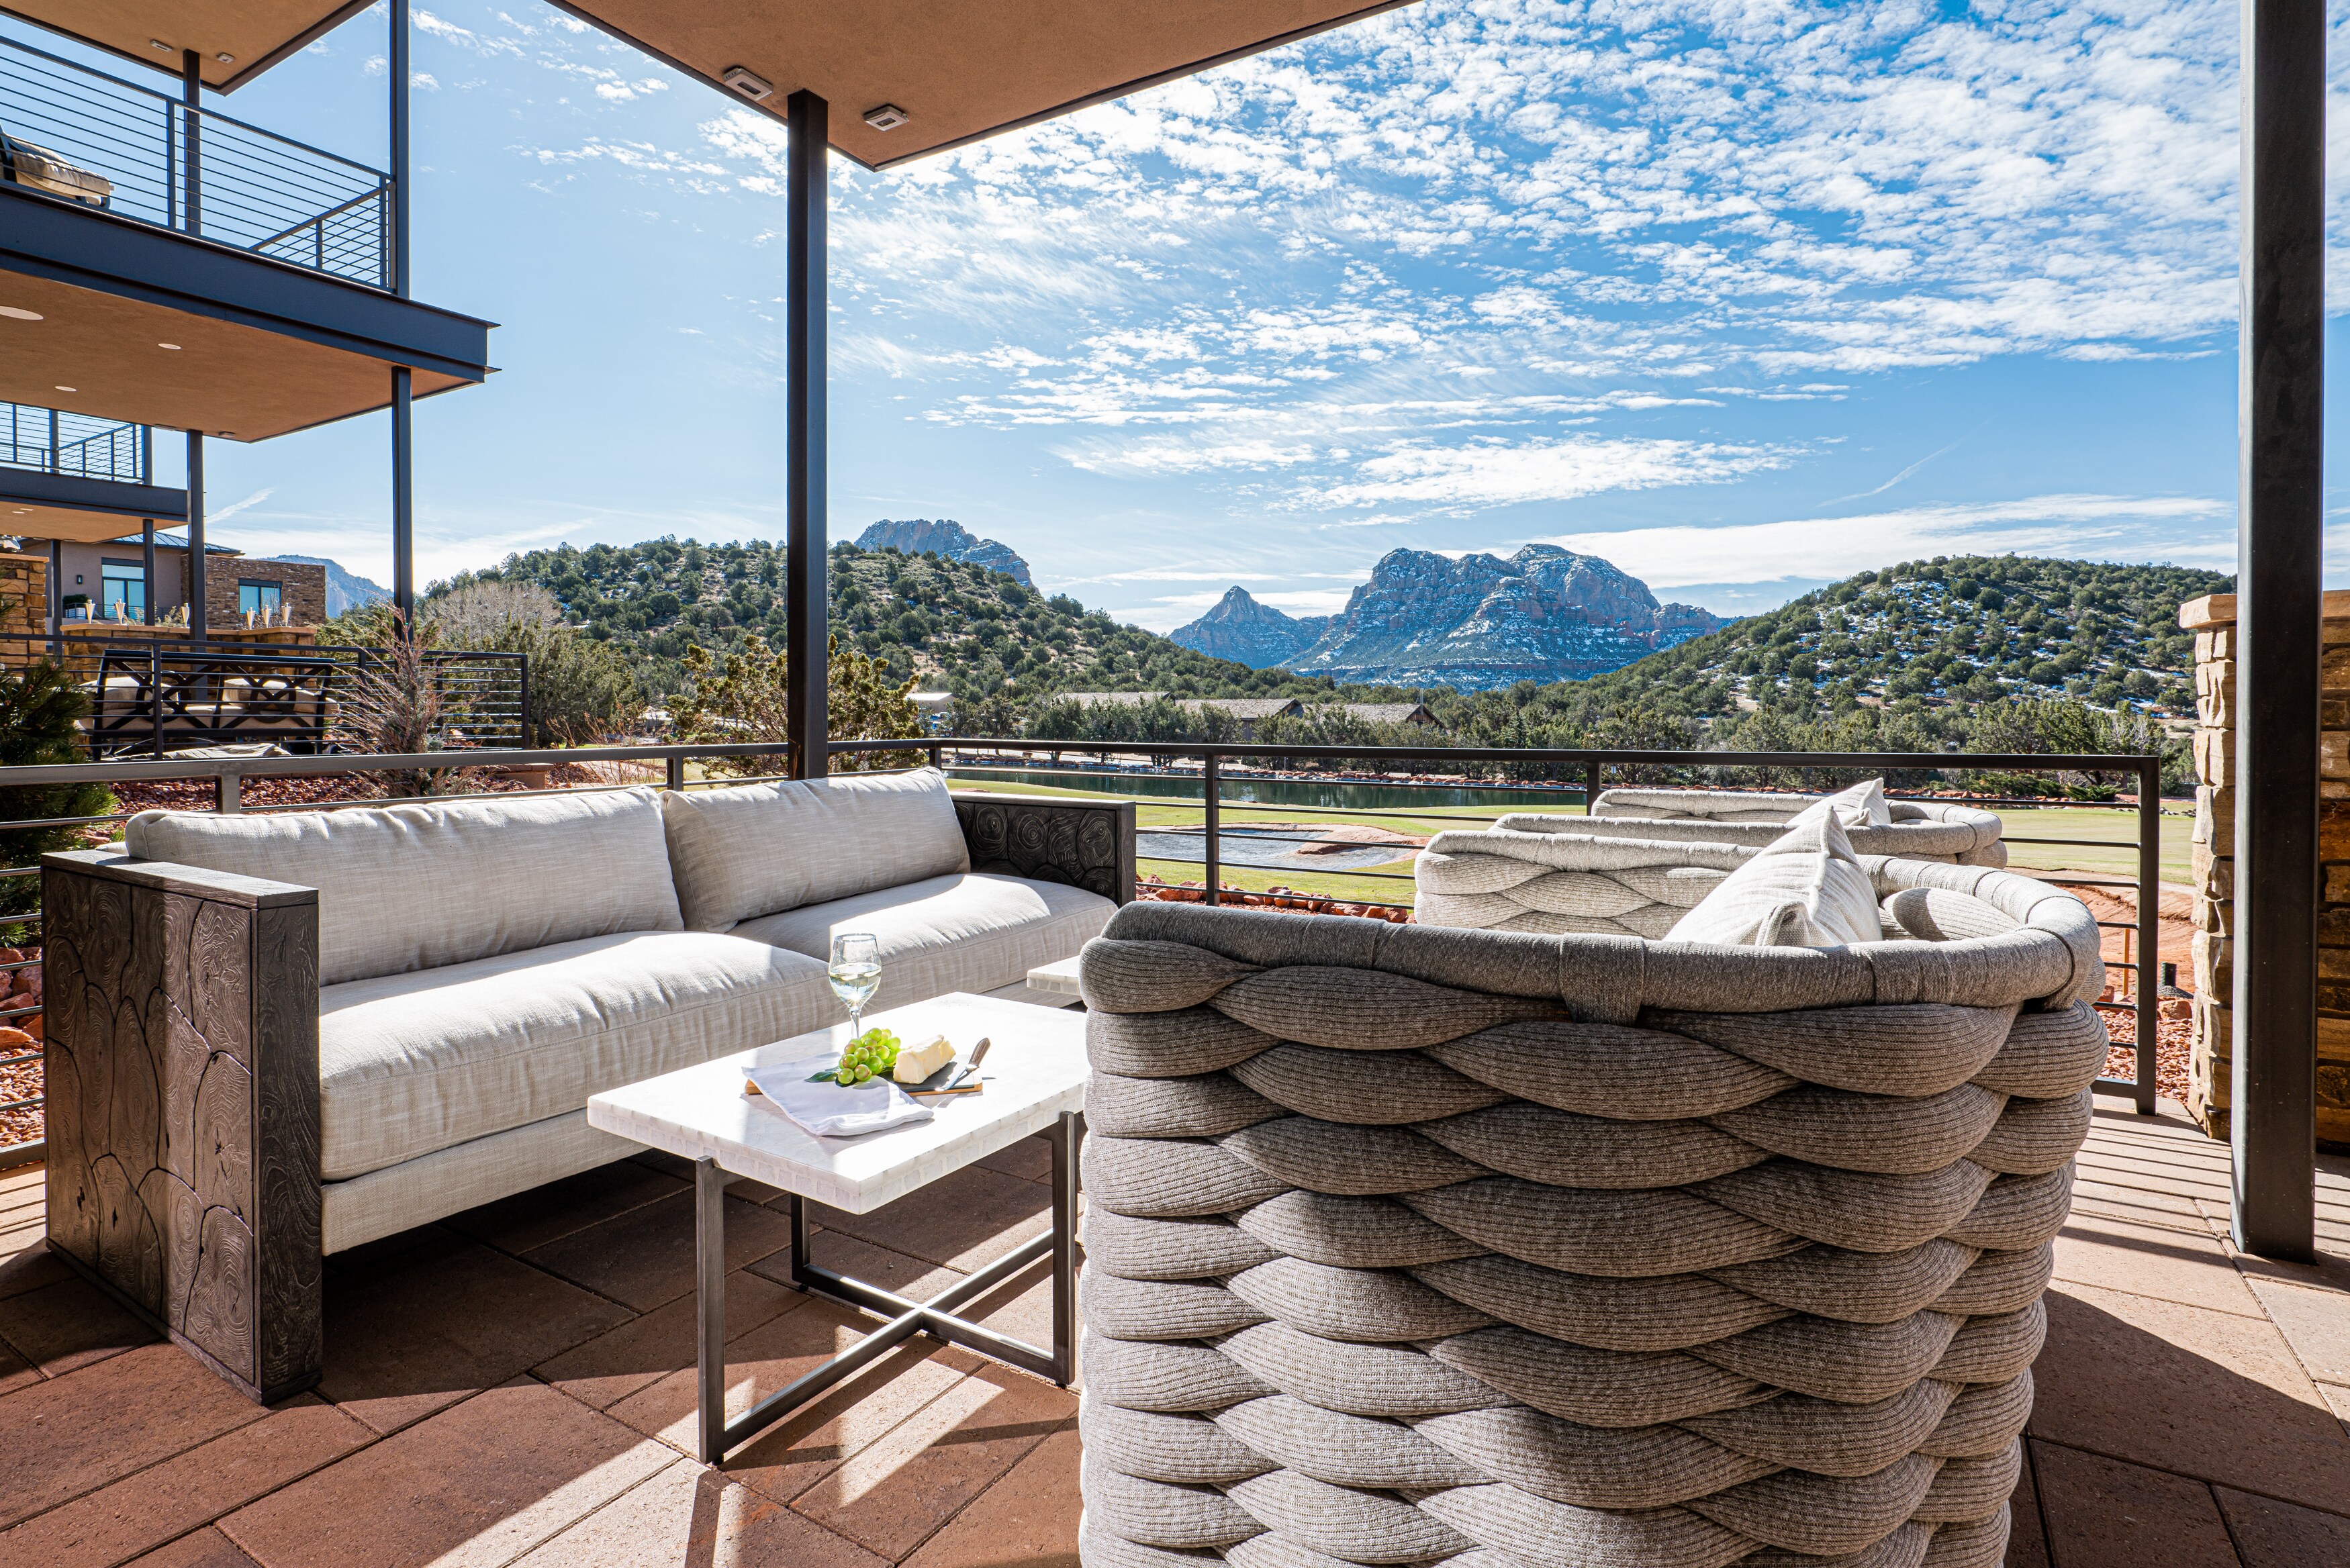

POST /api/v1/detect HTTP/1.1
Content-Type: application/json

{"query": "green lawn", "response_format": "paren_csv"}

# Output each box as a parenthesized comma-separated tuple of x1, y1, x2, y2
(949, 775, 2194, 907)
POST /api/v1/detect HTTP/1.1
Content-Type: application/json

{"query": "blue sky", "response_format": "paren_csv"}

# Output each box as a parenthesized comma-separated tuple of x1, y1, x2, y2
(10, 0, 2313, 630)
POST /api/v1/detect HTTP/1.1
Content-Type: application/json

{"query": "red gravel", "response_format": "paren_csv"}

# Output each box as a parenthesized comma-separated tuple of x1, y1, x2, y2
(2097, 1003, 2194, 1103)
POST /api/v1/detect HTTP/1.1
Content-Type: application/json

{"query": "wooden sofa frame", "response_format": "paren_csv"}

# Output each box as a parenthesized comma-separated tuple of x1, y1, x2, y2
(38, 789, 1133, 1402)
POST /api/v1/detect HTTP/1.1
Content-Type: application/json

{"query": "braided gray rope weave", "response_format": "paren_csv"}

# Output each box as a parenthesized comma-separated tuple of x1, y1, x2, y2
(1075, 859, 2102, 1568)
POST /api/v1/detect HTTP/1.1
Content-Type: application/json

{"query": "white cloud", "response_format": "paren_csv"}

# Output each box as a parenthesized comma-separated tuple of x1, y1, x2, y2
(1539, 495, 2235, 588)
(1309, 434, 1799, 509)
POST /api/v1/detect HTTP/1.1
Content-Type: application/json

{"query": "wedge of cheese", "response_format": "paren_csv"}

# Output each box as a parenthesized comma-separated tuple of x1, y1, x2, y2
(893, 1034, 955, 1085)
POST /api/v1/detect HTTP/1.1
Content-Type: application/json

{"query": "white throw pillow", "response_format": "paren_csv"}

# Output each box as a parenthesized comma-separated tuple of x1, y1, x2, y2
(1787, 777, 1893, 830)
(1665, 812, 1882, 949)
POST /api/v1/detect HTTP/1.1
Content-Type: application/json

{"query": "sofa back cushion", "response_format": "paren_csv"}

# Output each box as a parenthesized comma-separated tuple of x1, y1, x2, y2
(1664, 811, 1881, 949)
(659, 767, 972, 932)
(125, 786, 683, 985)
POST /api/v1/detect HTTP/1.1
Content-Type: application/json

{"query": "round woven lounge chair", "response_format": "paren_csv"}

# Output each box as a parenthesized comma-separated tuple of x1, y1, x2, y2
(1074, 859, 2104, 1568)
(1576, 787, 2007, 866)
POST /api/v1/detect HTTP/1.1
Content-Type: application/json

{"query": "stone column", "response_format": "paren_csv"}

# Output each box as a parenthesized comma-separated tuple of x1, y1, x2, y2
(2182, 590, 2350, 1148)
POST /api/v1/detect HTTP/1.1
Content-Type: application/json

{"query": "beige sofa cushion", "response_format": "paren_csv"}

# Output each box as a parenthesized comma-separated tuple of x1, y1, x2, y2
(660, 767, 971, 932)
(126, 787, 683, 986)
(1666, 812, 1881, 949)
(316, 930, 832, 1179)
(731, 872, 1115, 1013)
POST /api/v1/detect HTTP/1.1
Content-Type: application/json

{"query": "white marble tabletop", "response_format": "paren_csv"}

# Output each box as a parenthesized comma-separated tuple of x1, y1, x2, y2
(1025, 955, 1084, 997)
(585, 993, 1089, 1213)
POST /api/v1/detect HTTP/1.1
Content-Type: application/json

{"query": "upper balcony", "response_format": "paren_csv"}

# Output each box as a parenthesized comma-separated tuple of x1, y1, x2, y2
(0, 399, 184, 539)
(0, 34, 492, 442)
(1, 34, 391, 287)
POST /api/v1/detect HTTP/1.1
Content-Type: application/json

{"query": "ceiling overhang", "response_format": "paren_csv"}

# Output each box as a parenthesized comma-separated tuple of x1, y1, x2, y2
(2, 507, 187, 544)
(0, 0, 373, 91)
(0, 469, 187, 541)
(0, 187, 493, 441)
(542, 1, 1419, 170)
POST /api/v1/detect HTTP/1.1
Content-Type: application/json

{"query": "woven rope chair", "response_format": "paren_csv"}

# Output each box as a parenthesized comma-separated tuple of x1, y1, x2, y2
(1583, 788, 2007, 865)
(1074, 859, 2103, 1568)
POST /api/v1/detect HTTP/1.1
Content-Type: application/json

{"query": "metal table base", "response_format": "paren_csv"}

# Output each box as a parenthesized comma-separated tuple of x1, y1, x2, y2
(694, 1109, 1084, 1465)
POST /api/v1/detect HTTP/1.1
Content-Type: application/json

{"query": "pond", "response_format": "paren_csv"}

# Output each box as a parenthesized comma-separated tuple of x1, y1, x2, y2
(946, 765, 1585, 813)
(1135, 826, 1417, 873)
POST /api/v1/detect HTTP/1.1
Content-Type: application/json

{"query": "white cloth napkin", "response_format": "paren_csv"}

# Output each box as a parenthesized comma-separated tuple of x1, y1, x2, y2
(747, 1052, 935, 1138)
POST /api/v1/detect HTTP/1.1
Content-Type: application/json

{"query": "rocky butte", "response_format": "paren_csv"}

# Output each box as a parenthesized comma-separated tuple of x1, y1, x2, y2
(1173, 545, 1722, 690)
(855, 518, 1033, 587)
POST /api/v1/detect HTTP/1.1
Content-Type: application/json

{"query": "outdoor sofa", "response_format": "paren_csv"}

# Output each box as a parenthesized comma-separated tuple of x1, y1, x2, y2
(1583, 786, 2008, 864)
(38, 767, 1135, 1400)
(1074, 857, 2106, 1568)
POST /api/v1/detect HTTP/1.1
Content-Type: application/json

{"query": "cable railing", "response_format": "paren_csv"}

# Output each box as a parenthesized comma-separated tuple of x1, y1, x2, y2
(0, 737, 2175, 1170)
(0, 402, 149, 483)
(0, 36, 391, 287)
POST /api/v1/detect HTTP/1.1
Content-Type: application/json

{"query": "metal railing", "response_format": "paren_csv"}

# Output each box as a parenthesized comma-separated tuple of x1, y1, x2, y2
(1, 403, 149, 483)
(0, 36, 393, 287)
(0, 737, 2173, 1170)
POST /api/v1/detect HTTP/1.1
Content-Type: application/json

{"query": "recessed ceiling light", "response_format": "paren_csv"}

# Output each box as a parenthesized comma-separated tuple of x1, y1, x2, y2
(156, 342, 182, 350)
(150, 39, 171, 52)
(53, 385, 75, 393)
(863, 104, 910, 131)
(0, 307, 42, 322)
(215, 52, 234, 64)
(721, 65, 773, 101)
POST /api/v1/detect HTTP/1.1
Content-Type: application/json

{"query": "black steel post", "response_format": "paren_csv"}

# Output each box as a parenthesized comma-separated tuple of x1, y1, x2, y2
(2134, 762, 2159, 1115)
(1585, 759, 1603, 816)
(391, 368, 413, 624)
(141, 520, 156, 626)
(1203, 751, 1221, 905)
(44, 538, 59, 656)
(389, 0, 410, 296)
(185, 432, 205, 641)
(694, 1158, 726, 1465)
(180, 52, 201, 237)
(2233, 0, 2321, 1262)
(785, 89, 829, 780)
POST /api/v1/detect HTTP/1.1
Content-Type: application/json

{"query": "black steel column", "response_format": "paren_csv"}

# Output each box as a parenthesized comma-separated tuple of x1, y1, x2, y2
(392, 369, 414, 624)
(2232, 0, 2322, 1262)
(141, 520, 156, 625)
(784, 89, 829, 779)
(186, 431, 205, 641)
(44, 538, 59, 656)
(389, 0, 410, 297)
(180, 52, 201, 236)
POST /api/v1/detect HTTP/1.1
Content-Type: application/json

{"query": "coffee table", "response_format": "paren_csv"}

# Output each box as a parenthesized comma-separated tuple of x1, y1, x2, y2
(585, 992, 1088, 1465)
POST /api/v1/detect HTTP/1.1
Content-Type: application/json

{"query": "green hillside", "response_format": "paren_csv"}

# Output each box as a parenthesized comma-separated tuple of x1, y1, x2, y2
(430, 536, 1346, 714)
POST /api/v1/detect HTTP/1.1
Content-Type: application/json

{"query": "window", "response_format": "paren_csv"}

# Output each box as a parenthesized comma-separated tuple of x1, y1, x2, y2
(239, 580, 283, 616)
(100, 560, 144, 620)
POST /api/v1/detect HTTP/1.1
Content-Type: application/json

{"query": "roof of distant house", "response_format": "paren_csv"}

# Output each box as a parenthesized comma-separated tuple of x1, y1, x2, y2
(1342, 702, 1436, 724)
(103, 530, 241, 556)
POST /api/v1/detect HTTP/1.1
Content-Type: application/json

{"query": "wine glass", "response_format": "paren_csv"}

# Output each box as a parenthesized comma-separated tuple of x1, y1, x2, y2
(827, 933, 883, 1060)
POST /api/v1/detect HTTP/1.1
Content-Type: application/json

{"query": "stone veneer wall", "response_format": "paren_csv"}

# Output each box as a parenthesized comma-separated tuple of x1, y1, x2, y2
(203, 558, 326, 630)
(0, 552, 45, 639)
(2180, 590, 2350, 1146)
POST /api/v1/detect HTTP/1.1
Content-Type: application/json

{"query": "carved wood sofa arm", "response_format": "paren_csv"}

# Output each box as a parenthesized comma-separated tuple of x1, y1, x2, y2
(41, 847, 323, 1403)
(951, 791, 1137, 905)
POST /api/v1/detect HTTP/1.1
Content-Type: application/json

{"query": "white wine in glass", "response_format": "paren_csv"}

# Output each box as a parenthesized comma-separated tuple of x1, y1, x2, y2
(827, 934, 883, 1067)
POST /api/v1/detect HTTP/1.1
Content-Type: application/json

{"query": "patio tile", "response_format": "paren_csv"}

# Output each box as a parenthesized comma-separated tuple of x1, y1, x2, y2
(316, 1230, 635, 1436)
(220, 1379, 670, 1568)
(2240, 1276, 2350, 1389)
(2052, 1210, 2267, 1317)
(2002, 1444, 2050, 1568)
(2030, 1281, 2350, 1514)
(0, 1393, 371, 1567)
(798, 1165, 1052, 1273)
(522, 1191, 794, 1314)
(972, 1133, 1055, 1185)
(444, 1159, 688, 1255)
(0, 1273, 160, 1377)
(510, 1458, 890, 1568)
(752, 1231, 1073, 1363)
(0, 1344, 271, 1530)
(126, 1528, 263, 1568)
(2029, 1440, 2237, 1567)
(789, 1363, 1076, 1561)
(535, 1268, 803, 1412)
(0, 1238, 70, 1302)
(900, 1422, 1080, 1568)
(612, 1298, 978, 1494)
(2214, 1485, 2350, 1562)
(0, 1334, 33, 1398)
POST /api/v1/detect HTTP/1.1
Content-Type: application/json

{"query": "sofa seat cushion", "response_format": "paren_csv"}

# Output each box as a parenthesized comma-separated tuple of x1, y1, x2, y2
(318, 930, 831, 1180)
(731, 873, 1116, 1012)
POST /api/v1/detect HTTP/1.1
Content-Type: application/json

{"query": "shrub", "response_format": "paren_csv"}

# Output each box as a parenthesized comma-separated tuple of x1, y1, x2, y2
(669, 633, 923, 775)
(0, 660, 110, 931)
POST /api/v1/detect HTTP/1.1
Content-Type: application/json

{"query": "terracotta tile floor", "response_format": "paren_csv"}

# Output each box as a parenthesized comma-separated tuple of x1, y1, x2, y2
(0, 1102, 2344, 1568)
